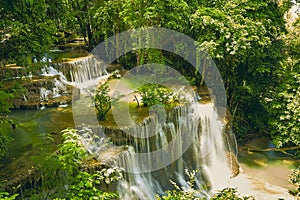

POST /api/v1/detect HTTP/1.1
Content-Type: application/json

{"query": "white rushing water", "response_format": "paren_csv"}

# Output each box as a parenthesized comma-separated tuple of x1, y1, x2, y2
(43, 55, 233, 199)
(53, 55, 107, 83)
(39, 54, 108, 108)
(111, 103, 232, 199)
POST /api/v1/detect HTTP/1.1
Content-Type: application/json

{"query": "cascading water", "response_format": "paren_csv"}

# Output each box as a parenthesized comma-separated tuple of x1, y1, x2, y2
(37, 54, 108, 109)
(110, 103, 232, 199)
(48, 54, 235, 199)
(52, 55, 107, 83)
(75, 102, 234, 199)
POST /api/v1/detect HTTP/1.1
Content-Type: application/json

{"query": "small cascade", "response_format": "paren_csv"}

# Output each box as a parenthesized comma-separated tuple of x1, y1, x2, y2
(55, 52, 235, 199)
(38, 77, 67, 102)
(35, 54, 108, 108)
(197, 104, 232, 191)
(112, 103, 232, 199)
(77, 102, 234, 199)
(41, 66, 68, 83)
(52, 55, 107, 83)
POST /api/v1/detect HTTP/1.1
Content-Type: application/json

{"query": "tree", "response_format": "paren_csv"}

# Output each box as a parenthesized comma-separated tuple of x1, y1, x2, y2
(190, 0, 288, 137)
(0, 0, 58, 66)
(265, 17, 300, 149)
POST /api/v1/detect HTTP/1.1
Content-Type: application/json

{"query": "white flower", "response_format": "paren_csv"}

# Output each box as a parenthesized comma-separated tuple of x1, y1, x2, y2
(225, 33, 231, 39)
(104, 171, 109, 177)
(107, 168, 114, 175)
(105, 178, 111, 184)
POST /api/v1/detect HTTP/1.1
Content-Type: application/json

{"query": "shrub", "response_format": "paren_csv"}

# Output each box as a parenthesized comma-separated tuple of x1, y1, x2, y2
(137, 83, 173, 107)
(289, 167, 300, 197)
(211, 188, 255, 200)
(156, 170, 206, 200)
(94, 83, 111, 120)
(68, 169, 121, 199)
(30, 128, 121, 199)
(0, 192, 18, 200)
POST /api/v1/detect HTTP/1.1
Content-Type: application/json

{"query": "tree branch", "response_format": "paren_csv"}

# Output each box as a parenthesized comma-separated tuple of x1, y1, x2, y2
(241, 145, 300, 157)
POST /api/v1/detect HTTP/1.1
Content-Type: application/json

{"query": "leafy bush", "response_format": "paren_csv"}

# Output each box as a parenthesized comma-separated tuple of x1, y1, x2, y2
(265, 18, 300, 149)
(289, 167, 300, 197)
(30, 128, 120, 199)
(0, 89, 14, 159)
(157, 170, 255, 200)
(0, 133, 11, 159)
(68, 169, 121, 199)
(0, 90, 13, 116)
(111, 69, 121, 79)
(156, 170, 204, 200)
(266, 73, 300, 148)
(0, 192, 18, 200)
(57, 128, 88, 174)
(137, 83, 174, 107)
(94, 83, 112, 120)
(211, 188, 255, 200)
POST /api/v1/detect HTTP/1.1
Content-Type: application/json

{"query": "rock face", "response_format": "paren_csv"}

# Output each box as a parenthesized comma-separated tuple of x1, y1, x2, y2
(226, 151, 240, 178)
(6, 75, 74, 109)
(2, 54, 105, 109)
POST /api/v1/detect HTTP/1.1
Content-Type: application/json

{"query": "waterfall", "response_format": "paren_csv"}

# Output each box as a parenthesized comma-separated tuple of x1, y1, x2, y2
(37, 77, 67, 101)
(108, 103, 232, 199)
(37, 54, 108, 108)
(56, 53, 234, 199)
(75, 102, 233, 199)
(52, 55, 107, 83)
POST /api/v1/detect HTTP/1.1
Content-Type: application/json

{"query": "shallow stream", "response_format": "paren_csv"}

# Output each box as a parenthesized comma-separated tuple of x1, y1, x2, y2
(1, 106, 298, 193)
(238, 137, 299, 190)
(0, 107, 74, 181)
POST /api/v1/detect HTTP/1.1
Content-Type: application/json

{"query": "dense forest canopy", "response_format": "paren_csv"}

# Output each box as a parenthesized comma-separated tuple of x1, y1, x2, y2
(0, 0, 300, 199)
(0, 0, 299, 155)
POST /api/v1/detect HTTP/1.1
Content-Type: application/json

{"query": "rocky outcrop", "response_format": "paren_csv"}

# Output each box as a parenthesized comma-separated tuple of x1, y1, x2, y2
(6, 76, 75, 109)
(226, 151, 240, 178)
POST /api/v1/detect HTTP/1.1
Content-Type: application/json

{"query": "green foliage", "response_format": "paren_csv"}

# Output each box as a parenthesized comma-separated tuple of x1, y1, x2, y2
(111, 69, 121, 79)
(190, 0, 287, 137)
(68, 168, 121, 200)
(0, 192, 18, 200)
(0, 134, 11, 159)
(0, 90, 13, 116)
(157, 170, 255, 200)
(57, 128, 88, 174)
(0, 0, 58, 65)
(0, 89, 14, 159)
(156, 170, 204, 200)
(0, 0, 292, 142)
(94, 83, 112, 121)
(266, 74, 300, 147)
(264, 18, 300, 148)
(289, 167, 300, 197)
(30, 128, 120, 199)
(138, 83, 174, 107)
(30, 128, 87, 196)
(211, 188, 255, 200)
